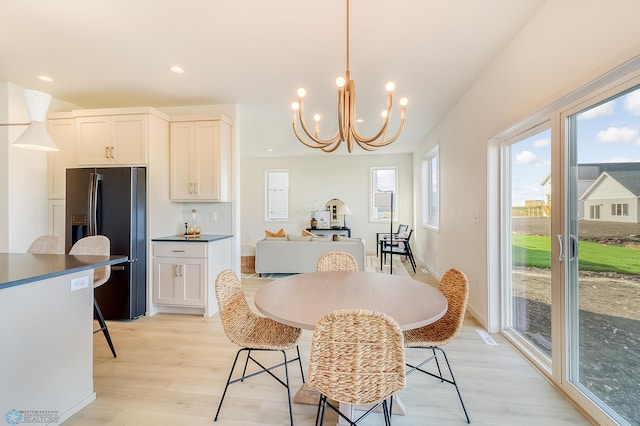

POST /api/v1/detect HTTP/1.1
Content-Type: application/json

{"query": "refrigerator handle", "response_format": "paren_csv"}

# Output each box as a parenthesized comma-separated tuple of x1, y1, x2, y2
(88, 172, 100, 236)
(88, 173, 95, 236)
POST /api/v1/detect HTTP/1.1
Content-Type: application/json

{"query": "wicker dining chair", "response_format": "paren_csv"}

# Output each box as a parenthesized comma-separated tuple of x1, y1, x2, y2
(403, 268, 471, 423)
(27, 234, 64, 254)
(69, 235, 117, 358)
(213, 269, 305, 425)
(316, 251, 358, 272)
(307, 309, 405, 425)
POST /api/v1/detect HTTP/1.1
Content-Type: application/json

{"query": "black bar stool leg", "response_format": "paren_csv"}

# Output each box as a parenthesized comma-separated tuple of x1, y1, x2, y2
(94, 297, 117, 358)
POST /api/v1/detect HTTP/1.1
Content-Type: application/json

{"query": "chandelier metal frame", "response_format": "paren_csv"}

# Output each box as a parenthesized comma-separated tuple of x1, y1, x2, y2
(291, 0, 408, 153)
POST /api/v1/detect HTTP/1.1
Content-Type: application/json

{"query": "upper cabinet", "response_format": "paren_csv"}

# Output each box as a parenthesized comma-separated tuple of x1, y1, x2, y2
(47, 115, 76, 199)
(169, 116, 232, 202)
(76, 114, 148, 165)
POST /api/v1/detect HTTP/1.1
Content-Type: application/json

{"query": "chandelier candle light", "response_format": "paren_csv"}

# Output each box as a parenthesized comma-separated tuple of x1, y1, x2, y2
(291, 0, 408, 153)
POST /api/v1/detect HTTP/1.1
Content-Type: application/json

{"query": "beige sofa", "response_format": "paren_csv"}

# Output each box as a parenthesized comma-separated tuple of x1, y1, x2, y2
(255, 237, 365, 275)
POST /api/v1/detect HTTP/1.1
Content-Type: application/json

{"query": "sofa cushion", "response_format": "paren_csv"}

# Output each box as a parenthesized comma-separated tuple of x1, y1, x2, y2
(288, 234, 311, 241)
(265, 228, 286, 237)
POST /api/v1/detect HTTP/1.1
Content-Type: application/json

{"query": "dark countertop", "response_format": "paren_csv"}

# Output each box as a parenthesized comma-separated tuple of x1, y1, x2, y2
(151, 234, 233, 242)
(0, 253, 128, 291)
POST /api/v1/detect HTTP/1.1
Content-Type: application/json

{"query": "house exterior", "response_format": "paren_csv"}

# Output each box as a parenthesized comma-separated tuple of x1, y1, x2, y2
(580, 171, 640, 223)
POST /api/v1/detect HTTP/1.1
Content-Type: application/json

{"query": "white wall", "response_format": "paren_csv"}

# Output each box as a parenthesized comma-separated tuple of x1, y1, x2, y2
(240, 153, 413, 254)
(0, 83, 48, 252)
(413, 0, 640, 330)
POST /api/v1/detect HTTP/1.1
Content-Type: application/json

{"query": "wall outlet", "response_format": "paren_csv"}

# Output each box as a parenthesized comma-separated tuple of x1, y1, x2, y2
(70, 276, 89, 291)
(210, 211, 218, 221)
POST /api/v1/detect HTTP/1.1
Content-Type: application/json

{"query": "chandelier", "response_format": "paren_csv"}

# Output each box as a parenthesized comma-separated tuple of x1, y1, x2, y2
(291, 0, 408, 153)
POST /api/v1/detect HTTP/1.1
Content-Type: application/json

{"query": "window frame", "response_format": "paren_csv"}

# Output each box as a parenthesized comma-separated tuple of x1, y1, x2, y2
(421, 146, 440, 230)
(264, 169, 289, 221)
(370, 167, 398, 222)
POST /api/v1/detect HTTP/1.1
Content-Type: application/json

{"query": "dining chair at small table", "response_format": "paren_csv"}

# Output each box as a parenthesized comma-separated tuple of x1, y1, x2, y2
(308, 309, 406, 426)
(213, 269, 305, 426)
(379, 228, 416, 273)
(375, 224, 408, 257)
(69, 235, 117, 358)
(403, 268, 471, 423)
(316, 251, 358, 272)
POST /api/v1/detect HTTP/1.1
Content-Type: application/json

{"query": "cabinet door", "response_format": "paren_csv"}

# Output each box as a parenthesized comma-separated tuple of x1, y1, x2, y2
(169, 122, 195, 200)
(153, 258, 181, 305)
(76, 117, 110, 165)
(194, 121, 220, 200)
(48, 200, 65, 241)
(181, 259, 206, 306)
(111, 115, 147, 165)
(47, 118, 76, 199)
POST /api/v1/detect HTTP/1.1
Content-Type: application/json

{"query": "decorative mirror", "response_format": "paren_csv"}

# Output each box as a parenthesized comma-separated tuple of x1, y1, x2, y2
(325, 198, 344, 228)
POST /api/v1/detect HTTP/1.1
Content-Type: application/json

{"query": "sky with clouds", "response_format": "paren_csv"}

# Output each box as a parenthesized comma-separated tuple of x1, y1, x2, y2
(510, 87, 640, 206)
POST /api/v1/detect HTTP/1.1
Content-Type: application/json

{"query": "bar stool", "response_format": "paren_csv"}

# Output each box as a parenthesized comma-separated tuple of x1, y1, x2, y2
(69, 235, 117, 358)
(27, 235, 64, 254)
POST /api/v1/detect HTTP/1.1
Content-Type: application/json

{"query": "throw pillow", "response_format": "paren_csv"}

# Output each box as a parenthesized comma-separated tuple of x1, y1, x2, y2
(288, 234, 311, 241)
(302, 229, 318, 237)
(310, 235, 330, 241)
(265, 228, 286, 237)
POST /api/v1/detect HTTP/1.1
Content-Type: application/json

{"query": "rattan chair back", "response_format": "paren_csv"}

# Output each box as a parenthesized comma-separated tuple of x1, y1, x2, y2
(316, 251, 358, 272)
(404, 268, 468, 347)
(214, 269, 301, 350)
(308, 309, 405, 406)
(27, 234, 64, 254)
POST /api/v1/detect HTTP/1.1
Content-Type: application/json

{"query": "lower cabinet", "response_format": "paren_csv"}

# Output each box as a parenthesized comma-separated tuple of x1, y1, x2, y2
(152, 238, 232, 316)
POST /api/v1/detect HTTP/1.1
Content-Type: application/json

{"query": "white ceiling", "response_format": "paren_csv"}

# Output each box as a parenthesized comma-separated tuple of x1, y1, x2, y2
(0, 0, 544, 157)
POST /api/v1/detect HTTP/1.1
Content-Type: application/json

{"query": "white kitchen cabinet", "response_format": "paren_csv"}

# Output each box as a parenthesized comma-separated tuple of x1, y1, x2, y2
(76, 114, 148, 165)
(169, 116, 231, 201)
(48, 199, 65, 242)
(153, 256, 206, 306)
(47, 116, 76, 199)
(152, 237, 232, 316)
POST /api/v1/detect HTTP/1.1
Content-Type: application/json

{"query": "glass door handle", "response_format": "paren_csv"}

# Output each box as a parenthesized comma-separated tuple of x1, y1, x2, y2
(569, 234, 579, 262)
(557, 234, 565, 262)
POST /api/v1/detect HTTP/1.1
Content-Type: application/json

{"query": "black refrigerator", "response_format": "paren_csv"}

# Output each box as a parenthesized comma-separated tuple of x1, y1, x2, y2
(65, 167, 147, 320)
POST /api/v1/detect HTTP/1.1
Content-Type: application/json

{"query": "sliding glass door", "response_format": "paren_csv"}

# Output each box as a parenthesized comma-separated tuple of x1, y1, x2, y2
(564, 85, 640, 426)
(502, 78, 640, 425)
(506, 127, 553, 361)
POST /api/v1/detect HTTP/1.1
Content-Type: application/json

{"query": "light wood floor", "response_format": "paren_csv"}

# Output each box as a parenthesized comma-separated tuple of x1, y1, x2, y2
(65, 261, 591, 425)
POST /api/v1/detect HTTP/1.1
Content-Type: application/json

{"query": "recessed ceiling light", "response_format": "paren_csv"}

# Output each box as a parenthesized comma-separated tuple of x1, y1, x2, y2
(170, 66, 184, 74)
(37, 75, 54, 82)
(267, 148, 273, 152)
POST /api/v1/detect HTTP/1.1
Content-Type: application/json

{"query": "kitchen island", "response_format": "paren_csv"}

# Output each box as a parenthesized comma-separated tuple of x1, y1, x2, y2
(0, 253, 127, 425)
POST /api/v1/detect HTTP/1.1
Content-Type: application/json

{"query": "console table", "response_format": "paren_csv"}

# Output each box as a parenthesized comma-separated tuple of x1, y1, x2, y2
(306, 227, 351, 237)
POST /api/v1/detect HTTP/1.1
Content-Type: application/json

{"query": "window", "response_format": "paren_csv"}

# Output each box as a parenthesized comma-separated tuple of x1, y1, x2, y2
(610, 203, 628, 216)
(265, 170, 289, 221)
(371, 167, 397, 221)
(422, 147, 439, 229)
(590, 205, 600, 219)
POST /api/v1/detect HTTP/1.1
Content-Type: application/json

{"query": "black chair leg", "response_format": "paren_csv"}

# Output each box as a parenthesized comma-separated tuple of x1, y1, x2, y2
(94, 298, 116, 358)
(436, 348, 470, 423)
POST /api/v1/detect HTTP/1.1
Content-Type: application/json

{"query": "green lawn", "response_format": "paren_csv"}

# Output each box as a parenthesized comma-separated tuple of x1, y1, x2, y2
(512, 234, 640, 274)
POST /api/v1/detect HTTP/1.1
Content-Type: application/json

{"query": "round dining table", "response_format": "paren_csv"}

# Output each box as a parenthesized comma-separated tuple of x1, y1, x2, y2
(254, 271, 448, 331)
(254, 271, 448, 425)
